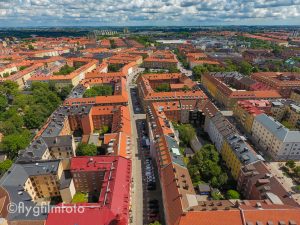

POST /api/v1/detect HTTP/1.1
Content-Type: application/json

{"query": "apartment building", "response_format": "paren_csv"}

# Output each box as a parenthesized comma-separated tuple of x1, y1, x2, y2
(251, 72, 300, 98)
(177, 200, 300, 225)
(202, 72, 281, 108)
(143, 50, 178, 69)
(28, 58, 98, 88)
(291, 89, 300, 104)
(203, 101, 237, 152)
(0, 160, 68, 224)
(221, 133, 259, 180)
(137, 73, 207, 110)
(186, 52, 220, 68)
(238, 161, 299, 206)
(233, 100, 271, 133)
(69, 156, 131, 223)
(252, 114, 300, 160)
(64, 76, 128, 107)
(146, 103, 196, 225)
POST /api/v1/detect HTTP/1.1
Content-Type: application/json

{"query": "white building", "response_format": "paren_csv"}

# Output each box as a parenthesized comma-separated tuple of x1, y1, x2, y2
(204, 111, 236, 152)
(252, 114, 300, 161)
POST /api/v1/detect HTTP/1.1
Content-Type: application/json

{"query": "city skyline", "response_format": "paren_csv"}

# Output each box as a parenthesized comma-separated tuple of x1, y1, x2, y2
(1, 0, 300, 27)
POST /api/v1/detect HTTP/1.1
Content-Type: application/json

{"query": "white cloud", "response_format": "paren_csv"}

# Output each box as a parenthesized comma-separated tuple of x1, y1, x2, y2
(0, 0, 299, 26)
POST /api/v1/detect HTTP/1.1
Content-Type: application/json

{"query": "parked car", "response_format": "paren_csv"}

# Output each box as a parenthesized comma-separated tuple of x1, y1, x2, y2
(147, 185, 156, 191)
(148, 199, 158, 204)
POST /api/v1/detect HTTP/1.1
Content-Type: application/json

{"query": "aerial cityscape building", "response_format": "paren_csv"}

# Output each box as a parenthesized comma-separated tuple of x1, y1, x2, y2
(0, 9, 300, 225)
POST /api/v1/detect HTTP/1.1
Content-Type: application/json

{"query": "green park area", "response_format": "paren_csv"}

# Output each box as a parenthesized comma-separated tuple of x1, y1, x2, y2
(83, 85, 113, 97)
(0, 81, 72, 171)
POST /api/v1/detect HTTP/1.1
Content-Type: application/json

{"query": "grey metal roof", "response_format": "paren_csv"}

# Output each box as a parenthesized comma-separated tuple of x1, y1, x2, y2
(255, 114, 300, 142)
(0, 160, 60, 221)
(43, 135, 74, 149)
(210, 112, 237, 138)
(41, 105, 92, 138)
(225, 133, 259, 166)
(16, 138, 48, 163)
(165, 135, 185, 167)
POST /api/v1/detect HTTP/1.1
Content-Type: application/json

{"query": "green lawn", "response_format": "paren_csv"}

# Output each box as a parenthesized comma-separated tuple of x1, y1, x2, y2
(71, 192, 88, 203)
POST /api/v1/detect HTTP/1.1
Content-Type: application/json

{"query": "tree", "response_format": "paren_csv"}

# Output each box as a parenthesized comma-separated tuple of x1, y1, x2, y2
(2, 72, 10, 78)
(28, 44, 34, 50)
(192, 65, 208, 80)
(0, 131, 31, 157)
(187, 144, 228, 188)
(58, 85, 73, 100)
(53, 65, 76, 75)
(108, 64, 120, 72)
(72, 192, 88, 203)
(182, 85, 191, 91)
(226, 190, 240, 199)
(19, 66, 28, 71)
(0, 80, 19, 96)
(0, 95, 8, 112)
(149, 221, 161, 225)
(110, 39, 116, 49)
(177, 124, 196, 146)
(0, 160, 13, 173)
(101, 125, 110, 135)
(282, 120, 294, 130)
(83, 85, 113, 98)
(169, 66, 180, 73)
(211, 190, 223, 200)
(77, 143, 97, 156)
(0, 114, 24, 135)
(24, 108, 45, 129)
(239, 61, 253, 75)
(286, 160, 296, 169)
(154, 83, 171, 92)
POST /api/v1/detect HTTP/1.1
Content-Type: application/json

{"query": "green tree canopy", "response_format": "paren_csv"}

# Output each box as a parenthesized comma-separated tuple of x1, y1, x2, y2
(53, 65, 76, 75)
(72, 192, 88, 203)
(149, 221, 161, 225)
(77, 143, 97, 156)
(100, 125, 110, 135)
(0, 95, 8, 112)
(108, 64, 120, 72)
(154, 83, 171, 92)
(226, 190, 240, 199)
(239, 61, 253, 75)
(0, 159, 13, 173)
(187, 144, 228, 188)
(83, 85, 113, 98)
(177, 124, 196, 146)
(286, 160, 296, 169)
(0, 130, 31, 158)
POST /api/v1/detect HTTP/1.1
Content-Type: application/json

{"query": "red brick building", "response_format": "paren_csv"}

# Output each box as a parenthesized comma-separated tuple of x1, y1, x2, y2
(251, 72, 300, 98)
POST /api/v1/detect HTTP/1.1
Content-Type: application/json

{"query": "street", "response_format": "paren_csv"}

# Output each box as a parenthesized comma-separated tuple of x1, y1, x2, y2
(127, 69, 164, 225)
(127, 70, 144, 225)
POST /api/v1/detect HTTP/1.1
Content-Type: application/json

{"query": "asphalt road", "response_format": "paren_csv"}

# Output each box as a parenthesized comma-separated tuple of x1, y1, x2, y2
(127, 70, 145, 225)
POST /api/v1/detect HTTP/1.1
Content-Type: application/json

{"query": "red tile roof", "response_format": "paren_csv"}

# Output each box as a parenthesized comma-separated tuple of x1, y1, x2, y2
(46, 206, 124, 225)
(176, 210, 243, 225)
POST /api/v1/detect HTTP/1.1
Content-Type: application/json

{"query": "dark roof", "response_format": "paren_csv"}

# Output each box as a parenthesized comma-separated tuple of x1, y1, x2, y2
(0, 160, 60, 221)
(43, 135, 74, 149)
(184, 147, 194, 155)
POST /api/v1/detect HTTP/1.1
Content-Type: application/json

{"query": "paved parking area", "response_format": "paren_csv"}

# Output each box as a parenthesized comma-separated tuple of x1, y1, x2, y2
(266, 162, 300, 204)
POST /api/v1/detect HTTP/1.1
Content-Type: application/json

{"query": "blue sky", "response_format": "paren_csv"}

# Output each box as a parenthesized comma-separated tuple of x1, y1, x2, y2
(0, 0, 300, 27)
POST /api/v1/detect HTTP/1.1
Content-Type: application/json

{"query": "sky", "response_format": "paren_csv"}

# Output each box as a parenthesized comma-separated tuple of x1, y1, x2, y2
(0, 0, 300, 27)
